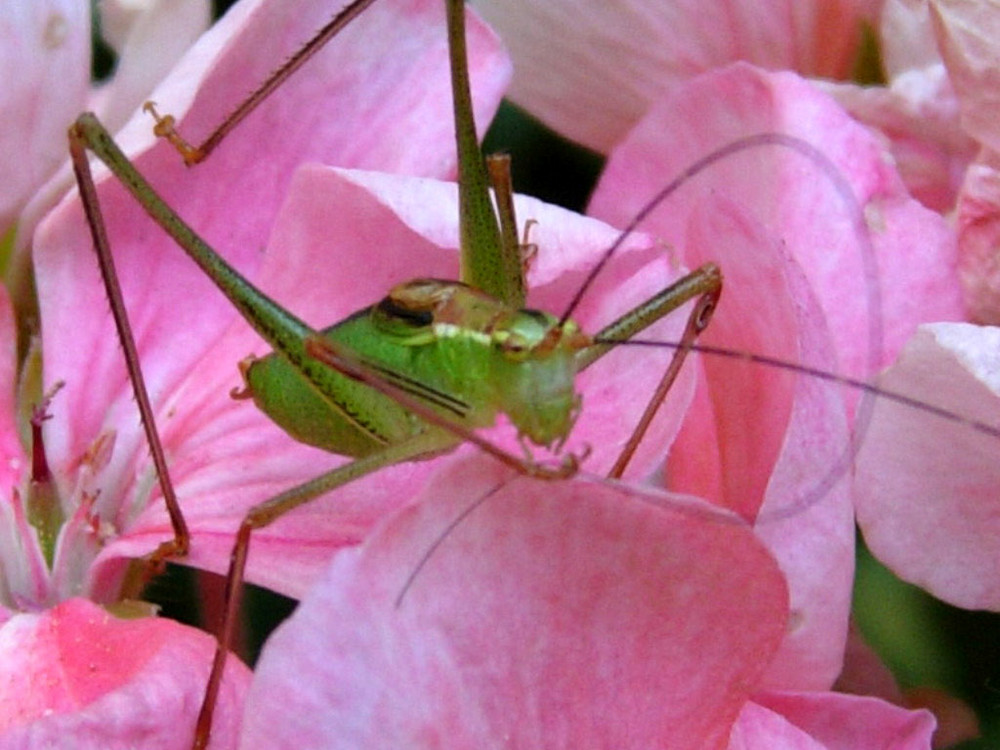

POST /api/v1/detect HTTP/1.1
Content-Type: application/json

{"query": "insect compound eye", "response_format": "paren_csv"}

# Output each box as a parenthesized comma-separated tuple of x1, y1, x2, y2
(493, 329, 533, 361)
(375, 294, 434, 328)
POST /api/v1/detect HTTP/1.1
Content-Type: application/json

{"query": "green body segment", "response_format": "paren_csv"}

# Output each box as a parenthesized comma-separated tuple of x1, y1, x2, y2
(243, 279, 585, 458)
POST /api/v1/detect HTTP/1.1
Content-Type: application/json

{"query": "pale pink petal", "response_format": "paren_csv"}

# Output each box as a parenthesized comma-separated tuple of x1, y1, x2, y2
(91, 0, 211, 134)
(0, 286, 38, 608)
(752, 692, 935, 749)
(0, 0, 89, 231)
(33, 0, 509, 598)
(92, 165, 692, 600)
(658, 196, 853, 689)
(731, 692, 935, 749)
(929, 0, 1000, 154)
(957, 153, 1000, 322)
(728, 702, 827, 749)
(469, 0, 880, 153)
(881, 0, 942, 78)
(820, 68, 974, 211)
(0, 286, 26, 493)
(856, 322, 1000, 611)
(0, 598, 250, 749)
(590, 64, 963, 382)
(241, 458, 789, 749)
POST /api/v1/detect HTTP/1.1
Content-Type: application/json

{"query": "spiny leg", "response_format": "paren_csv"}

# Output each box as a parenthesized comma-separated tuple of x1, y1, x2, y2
(68, 120, 189, 568)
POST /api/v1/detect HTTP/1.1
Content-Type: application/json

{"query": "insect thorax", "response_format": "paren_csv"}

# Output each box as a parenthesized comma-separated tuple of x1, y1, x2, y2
(240, 279, 588, 457)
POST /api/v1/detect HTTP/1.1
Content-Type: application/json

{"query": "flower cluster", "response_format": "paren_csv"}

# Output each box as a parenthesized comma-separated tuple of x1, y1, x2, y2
(0, 0, 996, 747)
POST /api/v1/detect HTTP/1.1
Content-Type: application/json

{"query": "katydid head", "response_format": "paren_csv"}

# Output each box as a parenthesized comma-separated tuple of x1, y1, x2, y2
(491, 310, 589, 451)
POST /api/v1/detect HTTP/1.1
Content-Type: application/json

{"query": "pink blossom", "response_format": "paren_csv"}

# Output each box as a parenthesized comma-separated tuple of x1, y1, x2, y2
(9, 0, 966, 747)
(33, 0, 511, 608)
(0, 277, 250, 746)
(23, 0, 716, 742)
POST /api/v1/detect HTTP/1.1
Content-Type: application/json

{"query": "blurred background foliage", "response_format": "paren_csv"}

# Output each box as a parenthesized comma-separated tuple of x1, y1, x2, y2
(87, 1, 1000, 747)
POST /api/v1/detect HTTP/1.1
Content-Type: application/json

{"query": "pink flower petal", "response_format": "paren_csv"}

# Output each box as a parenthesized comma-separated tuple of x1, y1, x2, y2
(882, 0, 942, 78)
(590, 64, 963, 381)
(746, 691, 936, 750)
(856, 322, 1000, 611)
(0, 598, 250, 748)
(929, 0, 1000, 154)
(241, 457, 789, 749)
(0, 0, 89, 230)
(957, 153, 1000, 322)
(0, 286, 26, 493)
(93, 164, 693, 600)
(820, 69, 975, 211)
(728, 702, 828, 749)
(659, 195, 854, 689)
(469, 0, 880, 153)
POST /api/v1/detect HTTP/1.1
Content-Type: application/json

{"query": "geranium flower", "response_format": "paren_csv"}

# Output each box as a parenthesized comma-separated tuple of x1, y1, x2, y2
(588, 61, 962, 691)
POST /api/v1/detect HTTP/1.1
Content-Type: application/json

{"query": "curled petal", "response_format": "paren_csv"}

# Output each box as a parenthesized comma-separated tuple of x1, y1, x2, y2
(730, 692, 935, 749)
(929, 0, 1000, 153)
